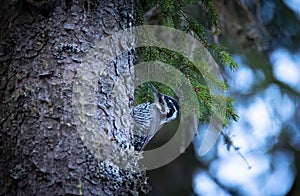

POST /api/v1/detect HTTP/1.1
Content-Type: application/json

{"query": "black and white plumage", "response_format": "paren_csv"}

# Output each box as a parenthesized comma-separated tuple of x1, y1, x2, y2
(132, 84, 179, 151)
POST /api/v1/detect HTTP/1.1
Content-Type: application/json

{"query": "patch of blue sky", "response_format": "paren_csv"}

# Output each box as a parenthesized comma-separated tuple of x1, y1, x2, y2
(227, 55, 255, 94)
(270, 48, 300, 92)
(209, 151, 295, 195)
(284, 0, 300, 19)
(193, 170, 230, 196)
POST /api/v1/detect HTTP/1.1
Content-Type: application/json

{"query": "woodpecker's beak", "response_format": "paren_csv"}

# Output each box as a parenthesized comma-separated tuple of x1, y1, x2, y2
(148, 83, 161, 102)
(148, 83, 158, 93)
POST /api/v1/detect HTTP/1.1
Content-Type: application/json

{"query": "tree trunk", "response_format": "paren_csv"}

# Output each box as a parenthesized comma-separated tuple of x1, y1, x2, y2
(0, 0, 148, 195)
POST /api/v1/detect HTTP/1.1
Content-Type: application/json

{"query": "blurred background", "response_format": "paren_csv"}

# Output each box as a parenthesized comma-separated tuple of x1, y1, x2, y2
(147, 1, 300, 195)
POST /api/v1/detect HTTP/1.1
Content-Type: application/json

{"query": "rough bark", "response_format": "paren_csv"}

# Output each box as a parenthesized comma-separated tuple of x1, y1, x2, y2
(0, 0, 148, 195)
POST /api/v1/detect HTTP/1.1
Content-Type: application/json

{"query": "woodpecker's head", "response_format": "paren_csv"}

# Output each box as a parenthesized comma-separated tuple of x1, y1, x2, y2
(149, 83, 179, 123)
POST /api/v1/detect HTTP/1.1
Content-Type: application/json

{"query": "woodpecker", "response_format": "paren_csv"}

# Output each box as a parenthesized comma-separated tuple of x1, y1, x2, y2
(132, 83, 179, 151)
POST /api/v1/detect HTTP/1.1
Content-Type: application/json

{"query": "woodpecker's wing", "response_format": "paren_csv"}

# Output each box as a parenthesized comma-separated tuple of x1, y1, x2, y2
(132, 102, 163, 150)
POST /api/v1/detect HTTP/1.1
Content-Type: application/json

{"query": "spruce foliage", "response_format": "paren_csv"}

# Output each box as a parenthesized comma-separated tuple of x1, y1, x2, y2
(135, 0, 239, 127)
